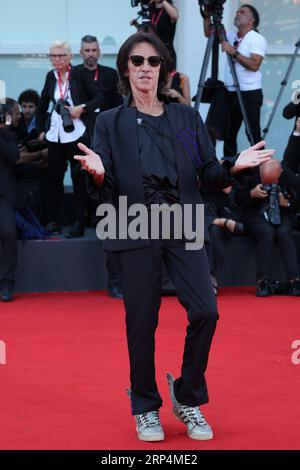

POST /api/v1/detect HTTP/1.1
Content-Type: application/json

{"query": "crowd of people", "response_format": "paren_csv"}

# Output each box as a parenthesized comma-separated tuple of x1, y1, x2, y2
(1, 0, 300, 444)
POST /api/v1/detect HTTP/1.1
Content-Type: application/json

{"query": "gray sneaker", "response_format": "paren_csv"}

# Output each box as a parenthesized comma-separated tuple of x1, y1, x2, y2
(127, 389, 165, 442)
(166, 373, 213, 441)
(135, 411, 165, 442)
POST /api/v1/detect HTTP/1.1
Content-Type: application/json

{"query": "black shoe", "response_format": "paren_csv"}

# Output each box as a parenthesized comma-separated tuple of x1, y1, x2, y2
(46, 222, 62, 235)
(1, 287, 14, 302)
(65, 223, 85, 239)
(289, 279, 300, 296)
(256, 279, 271, 297)
(108, 286, 123, 299)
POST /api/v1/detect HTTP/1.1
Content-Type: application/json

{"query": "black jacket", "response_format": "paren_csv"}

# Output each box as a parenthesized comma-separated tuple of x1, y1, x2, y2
(75, 64, 123, 111)
(235, 167, 299, 224)
(282, 100, 300, 129)
(90, 99, 234, 251)
(37, 65, 105, 139)
(0, 129, 19, 206)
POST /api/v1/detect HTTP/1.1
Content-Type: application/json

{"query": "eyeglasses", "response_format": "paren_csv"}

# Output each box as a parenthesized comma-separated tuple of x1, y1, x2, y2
(49, 54, 68, 60)
(128, 55, 163, 67)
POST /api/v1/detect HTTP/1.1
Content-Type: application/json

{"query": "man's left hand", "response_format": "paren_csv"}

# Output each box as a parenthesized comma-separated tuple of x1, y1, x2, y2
(233, 140, 275, 173)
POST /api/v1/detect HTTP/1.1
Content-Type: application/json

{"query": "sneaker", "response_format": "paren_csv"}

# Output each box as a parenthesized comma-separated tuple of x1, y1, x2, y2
(0, 286, 14, 302)
(289, 279, 300, 296)
(166, 373, 213, 441)
(127, 389, 164, 442)
(256, 279, 270, 297)
(107, 285, 123, 299)
(134, 411, 165, 442)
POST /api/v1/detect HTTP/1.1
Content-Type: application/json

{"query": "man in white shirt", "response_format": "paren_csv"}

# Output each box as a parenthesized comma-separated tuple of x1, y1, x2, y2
(204, 5, 267, 156)
(220, 5, 267, 156)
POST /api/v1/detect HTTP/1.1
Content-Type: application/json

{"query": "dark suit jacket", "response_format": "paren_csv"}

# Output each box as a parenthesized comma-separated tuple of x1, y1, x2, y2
(0, 129, 19, 207)
(76, 64, 123, 109)
(90, 99, 234, 251)
(37, 65, 105, 138)
(75, 64, 123, 138)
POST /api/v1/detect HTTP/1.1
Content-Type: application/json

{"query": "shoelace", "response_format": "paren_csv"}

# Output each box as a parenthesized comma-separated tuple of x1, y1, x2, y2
(137, 411, 160, 429)
(178, 405, 207, 426)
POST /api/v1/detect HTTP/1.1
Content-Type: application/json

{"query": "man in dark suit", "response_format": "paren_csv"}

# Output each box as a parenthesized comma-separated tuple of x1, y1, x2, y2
(0, 100, 21, 301)
(76, 35, 124, 298)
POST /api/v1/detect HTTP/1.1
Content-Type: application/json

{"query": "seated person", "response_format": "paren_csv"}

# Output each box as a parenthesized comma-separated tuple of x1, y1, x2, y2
(201, 180, 244, 295)
(161, 67, 191, 106)
(282, 114, 300, 176)
(235, 158, 300, 297)
(15, 89, 48, 166)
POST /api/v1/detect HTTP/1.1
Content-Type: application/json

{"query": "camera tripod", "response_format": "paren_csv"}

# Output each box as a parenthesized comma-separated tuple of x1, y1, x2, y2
(262, 35, 300, 138)
(194, 8, 254, 145)
(132, 2, 154, 33)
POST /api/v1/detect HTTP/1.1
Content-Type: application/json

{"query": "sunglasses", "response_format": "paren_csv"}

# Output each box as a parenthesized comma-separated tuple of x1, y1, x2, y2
(128, 55, 163, 67)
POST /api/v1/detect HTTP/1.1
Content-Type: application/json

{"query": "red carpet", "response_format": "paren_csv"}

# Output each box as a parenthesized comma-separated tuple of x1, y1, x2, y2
(0, 287, 300, 450)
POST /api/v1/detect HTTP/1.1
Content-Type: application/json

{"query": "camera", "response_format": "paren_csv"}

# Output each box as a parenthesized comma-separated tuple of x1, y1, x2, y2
(261, 183, 282, 226)
(0, 104, 12, 126)
(198, 0, 226, 7)
(54, 99, 74, 133)
(130, 0, 152, 31)
(21, 129, 47, 153)
(131, 0, 150, 7)
(199, 0, 226, 24)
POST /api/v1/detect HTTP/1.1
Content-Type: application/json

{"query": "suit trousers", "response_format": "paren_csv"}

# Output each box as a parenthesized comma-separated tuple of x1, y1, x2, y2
(121, 237, 219, 415)
(223, 89, 263, 157)
(248, 215, 299, 281)
(0, 197, 17, 289)
(47, 136, 89, 227)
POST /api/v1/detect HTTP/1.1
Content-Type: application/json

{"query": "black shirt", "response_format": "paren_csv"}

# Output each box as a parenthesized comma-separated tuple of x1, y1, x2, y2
(137, 111, 179, 206)
(151, 6, 177, 66)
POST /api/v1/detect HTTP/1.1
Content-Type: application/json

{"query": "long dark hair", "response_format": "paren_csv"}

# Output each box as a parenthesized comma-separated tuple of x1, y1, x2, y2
(117, 32, 172, 96)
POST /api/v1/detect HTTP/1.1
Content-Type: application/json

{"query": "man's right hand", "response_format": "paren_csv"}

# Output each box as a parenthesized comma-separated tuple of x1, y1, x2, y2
(250, 184, 268, 199)
(74, 143, 105, 178)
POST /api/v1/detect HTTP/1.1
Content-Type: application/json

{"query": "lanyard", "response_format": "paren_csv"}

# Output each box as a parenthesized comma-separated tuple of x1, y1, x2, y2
(151, 8, 163, 30)
(94, 67, 99, 82)
(234, 35, 244, 49)
(57, 65, 71, 101)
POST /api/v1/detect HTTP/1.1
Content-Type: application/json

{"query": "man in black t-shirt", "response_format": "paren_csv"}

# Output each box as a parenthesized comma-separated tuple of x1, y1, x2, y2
(76, 35, 123, 138)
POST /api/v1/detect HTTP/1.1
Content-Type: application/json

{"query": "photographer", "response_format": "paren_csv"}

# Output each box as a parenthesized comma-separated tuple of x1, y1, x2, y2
(282, 95, 300, 177)
(235, 160, 300, 297)
(16, 89, 48, 166)
(0, 100, 20, 301)
(204, 4, 267, 157)
(38, 40, 104, 238)
(131, 0, 178, 68)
